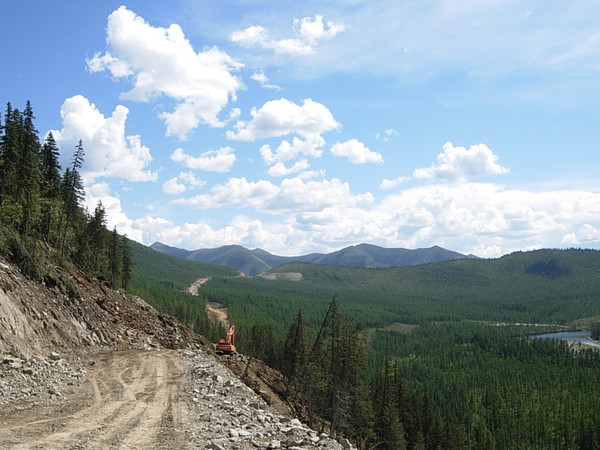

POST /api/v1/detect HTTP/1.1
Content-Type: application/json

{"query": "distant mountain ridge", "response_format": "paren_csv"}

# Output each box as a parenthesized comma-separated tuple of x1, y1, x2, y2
(150, 242, 477, 276)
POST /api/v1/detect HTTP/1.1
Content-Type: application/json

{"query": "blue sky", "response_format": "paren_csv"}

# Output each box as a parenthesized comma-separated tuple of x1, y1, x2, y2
(3, 0, 600, 257)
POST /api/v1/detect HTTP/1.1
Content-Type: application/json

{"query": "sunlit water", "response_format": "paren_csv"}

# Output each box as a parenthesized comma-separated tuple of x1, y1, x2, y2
(532, 330, 600, 349)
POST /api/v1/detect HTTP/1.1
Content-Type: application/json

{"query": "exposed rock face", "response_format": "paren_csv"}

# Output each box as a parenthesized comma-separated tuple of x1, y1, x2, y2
(0, 255, 355, 449)
(0, 255, 206, 356)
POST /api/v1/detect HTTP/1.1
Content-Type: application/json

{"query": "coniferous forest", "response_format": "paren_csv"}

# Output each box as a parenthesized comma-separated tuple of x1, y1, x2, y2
(2, 101, 600, 449)
(195, 257, 600, 449)
(0, 101, 131, 290)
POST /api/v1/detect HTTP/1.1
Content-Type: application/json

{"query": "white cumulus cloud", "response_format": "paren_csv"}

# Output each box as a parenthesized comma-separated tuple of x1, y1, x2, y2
(413, 141, 509, 182)
(51, 95, 157, 183)
(330, 139, 384, 164)
(259, 135, 326, 166)
(87, 6, 243, 139)
(173, 176, 373, 213)
(163, 177, 186, 195)
(115, 180, 600, 259)
(162, 171, 206, 195)
(379, 176, 409, 190)
(250, 70, 281, 90)
(561, 224, 600, 246)
(170, 147, 236, 172)
(373, 183, 600, 257)
(179, 171, 206, 187)
(133, 215, 296, 254)
(267, 159, 311, 178)
(231, 15, 345, 55)
(227, 98, 340, 141)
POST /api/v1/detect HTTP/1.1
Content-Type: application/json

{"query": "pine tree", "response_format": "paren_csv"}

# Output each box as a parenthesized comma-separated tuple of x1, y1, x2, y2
(372, 359, 407, 450)
(40, 132, 62, 198)
(39, 132, 63, 242)
(108, 226, 121, 288)
(295, 297, 374, 444)
(60, 140, 85, 255)
(341, 323, 374, 448)
(305, 326, 328, 430)
(441, 408, 467, 449)
(0, 100, 133, 290)
(0, 102, 20, 203)
(282, 311, 307, 376)
(327, 297, 343, 433)
(121, 234, 132, 289)
(245, 323, 278, 367)
(0, 101, 42, 236)
(0, 103, 25, 231)
(76, 201, 107, 275)
(18, 101, 41, 236)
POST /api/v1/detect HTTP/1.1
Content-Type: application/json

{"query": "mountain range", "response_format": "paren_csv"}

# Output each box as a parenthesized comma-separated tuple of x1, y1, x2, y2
(150, 242, 477, 276)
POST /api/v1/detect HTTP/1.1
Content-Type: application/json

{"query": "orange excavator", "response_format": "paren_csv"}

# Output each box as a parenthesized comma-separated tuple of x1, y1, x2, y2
(215, 325, 236, 355)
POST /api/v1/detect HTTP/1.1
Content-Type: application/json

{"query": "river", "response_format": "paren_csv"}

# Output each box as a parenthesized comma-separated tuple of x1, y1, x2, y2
(532, 330, 600, 349)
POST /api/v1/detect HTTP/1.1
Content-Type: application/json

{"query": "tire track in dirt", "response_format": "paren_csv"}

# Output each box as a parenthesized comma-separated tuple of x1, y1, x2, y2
(0, 350, 194, 449)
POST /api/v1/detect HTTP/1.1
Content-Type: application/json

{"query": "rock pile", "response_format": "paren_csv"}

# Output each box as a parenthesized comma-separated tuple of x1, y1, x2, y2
(0, 351, 86, 407)
(182, 349, 354, 449)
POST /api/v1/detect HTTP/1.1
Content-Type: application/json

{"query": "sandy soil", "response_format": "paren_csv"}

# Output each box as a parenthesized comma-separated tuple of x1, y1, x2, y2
(206, 302, 230, 328)
(186, 278, 210, 296)
(0, 350, 194, 449)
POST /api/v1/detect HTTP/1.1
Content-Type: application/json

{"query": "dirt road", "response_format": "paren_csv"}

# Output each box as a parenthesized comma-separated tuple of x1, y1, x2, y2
(0, 348, 352, 449)
(0, 350, 194, 449)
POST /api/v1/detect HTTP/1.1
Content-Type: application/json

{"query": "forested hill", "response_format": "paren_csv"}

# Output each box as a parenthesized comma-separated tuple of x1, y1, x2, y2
(150, 241, 475, 275)
(196, 248, 600, 331)
(132, 242, 600, 334)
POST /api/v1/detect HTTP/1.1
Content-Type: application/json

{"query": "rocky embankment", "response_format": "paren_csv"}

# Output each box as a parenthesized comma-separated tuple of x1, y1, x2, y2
(184, 349, 352, 449)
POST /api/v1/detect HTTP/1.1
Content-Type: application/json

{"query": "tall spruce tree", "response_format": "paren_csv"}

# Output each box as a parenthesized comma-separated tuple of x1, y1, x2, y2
(121, 234, 132, 289)
(372, 359, 407, 450)
(108, 226, 121, 288)
(339, 322, 374, 448)
(282, 310, 308, 382)
(60, 140, 85, 255)
(0, 101, 42, 236)
(40, 132, 62, 198)
(0, 103, 19, 203)
(76, 201, 108, 275)
(17, 101, 41, 236)
(291, 297, 374, 444)
(39, 132, 62, 242)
